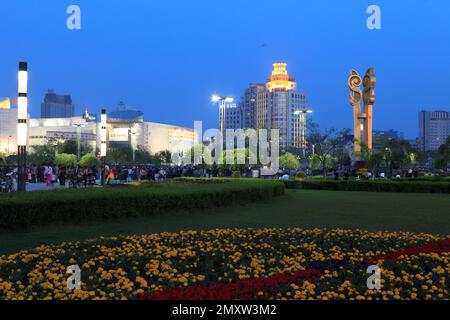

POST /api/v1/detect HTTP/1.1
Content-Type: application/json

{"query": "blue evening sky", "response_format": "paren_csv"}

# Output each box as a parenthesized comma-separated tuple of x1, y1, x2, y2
(1, 0, 449, 138)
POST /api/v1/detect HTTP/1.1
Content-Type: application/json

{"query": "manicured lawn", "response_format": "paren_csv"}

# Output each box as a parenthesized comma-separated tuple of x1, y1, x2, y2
(0, 189, 449, 254)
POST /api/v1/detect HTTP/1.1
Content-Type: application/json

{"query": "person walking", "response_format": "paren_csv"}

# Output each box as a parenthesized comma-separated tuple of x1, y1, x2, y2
(59, 166, 66, 187)
(44, 165, 54, 189)
(82, 166, 89, 188)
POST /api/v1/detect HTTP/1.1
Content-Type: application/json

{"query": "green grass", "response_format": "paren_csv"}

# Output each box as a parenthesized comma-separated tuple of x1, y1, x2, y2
(1, 189, 449, 255)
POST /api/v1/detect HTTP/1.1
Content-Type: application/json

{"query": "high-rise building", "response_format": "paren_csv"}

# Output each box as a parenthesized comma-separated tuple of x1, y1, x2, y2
(241, 83, 266, 129)
(256, 63, 309, 151)
(223, 103, 243, 131)
(41, 90, 74, 118)
(419, 110, 450, 151)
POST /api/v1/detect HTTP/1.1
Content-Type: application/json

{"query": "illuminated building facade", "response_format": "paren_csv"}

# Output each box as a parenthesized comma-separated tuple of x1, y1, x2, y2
(0, 108, 20, 155)
(24, 101, 198, 157)
(29, 117, 98, 151)
(256, 63, 309, 151)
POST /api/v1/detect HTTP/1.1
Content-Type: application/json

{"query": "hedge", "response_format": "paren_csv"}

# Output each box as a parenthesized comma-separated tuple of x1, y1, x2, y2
(295, 180, 450, 194)
(0, 179, 285, 230)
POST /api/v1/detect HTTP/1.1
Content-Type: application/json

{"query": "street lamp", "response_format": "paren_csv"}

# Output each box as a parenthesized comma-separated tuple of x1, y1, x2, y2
(212, 95, 234, 137)
(293, 109, 312, 151)
(100, 109, 107, 186)
(17, 62, 28, 192)
(129, 129, 137, 163)
(72, 122, 86, 161)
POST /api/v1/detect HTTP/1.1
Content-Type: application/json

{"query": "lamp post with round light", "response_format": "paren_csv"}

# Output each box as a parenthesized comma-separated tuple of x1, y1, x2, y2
(17, 62, 28, 192)
(212, 95, 234, 137)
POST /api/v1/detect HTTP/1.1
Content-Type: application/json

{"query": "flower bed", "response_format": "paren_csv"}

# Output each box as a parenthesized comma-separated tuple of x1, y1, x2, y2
(0, 228, 448, 300)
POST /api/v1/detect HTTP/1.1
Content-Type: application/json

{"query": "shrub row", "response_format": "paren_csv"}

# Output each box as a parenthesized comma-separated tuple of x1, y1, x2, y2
(294, 179, 450, 193)
(0, 179, 285, 230)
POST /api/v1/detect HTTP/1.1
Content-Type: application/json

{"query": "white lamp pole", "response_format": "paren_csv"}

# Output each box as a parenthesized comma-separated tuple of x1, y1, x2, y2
(212, 95, 234, 138)
(72, 123, 86, 161)
(129, 129, 137, 163)
(100, 109, 107, 185)
(17, 62, 28, 192)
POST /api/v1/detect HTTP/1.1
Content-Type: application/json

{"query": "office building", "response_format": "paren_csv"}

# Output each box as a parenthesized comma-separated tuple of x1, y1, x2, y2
(41, 90, 74, 118)
(223, 103, 243, 131)
(241, 83, 266, 129)
(419, 110, 450, 151)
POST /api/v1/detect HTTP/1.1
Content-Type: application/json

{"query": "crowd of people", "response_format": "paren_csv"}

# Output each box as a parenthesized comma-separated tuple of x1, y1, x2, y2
(1, 162, 430, 193)
(0, 164, 259, 192)
(1, 164, 100, 191)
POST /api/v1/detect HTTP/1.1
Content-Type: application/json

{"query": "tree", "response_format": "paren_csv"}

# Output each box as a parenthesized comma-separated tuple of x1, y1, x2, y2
(28, 144, 57, 165)
(309, 153, 336, 172)
(55, 153, 78, 167)
(354, 143, 383, 177)
(5, 155, 17, 165)
(279, 152, 299, 170)
(56, 140, 92, 158)
(182, 144, 212, 168)
(79, 153, 101, 168)
(376, 138, 415, 175)
(156, 150, 172, 165)
(307, 122, 348, 178)
(220, 148, 254, 172)
(434, 136, 450, 171)
(106, 144, 133, 164)
(134, 146, 158, 164)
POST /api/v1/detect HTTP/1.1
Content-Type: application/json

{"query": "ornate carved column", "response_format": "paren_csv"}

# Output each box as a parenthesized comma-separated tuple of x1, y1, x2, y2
(348, 69, 362, 152)
(363, 68, 376, 151)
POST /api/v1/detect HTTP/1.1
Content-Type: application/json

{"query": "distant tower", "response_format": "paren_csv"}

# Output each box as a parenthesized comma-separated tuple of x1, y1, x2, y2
(41, 90, 74, 118)
(348, 68, 376, 152)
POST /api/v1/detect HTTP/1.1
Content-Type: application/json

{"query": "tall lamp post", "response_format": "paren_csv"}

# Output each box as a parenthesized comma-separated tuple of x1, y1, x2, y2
(212, 95, 234, 137)
(129, 130, 137, 163)
(100, 109, 107, 186)
(17, 62, 28, 192)
(72, 123, 86, 161)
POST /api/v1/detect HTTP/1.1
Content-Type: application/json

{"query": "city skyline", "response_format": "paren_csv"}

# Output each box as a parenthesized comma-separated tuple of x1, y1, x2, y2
(1, 1, 450, 139)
